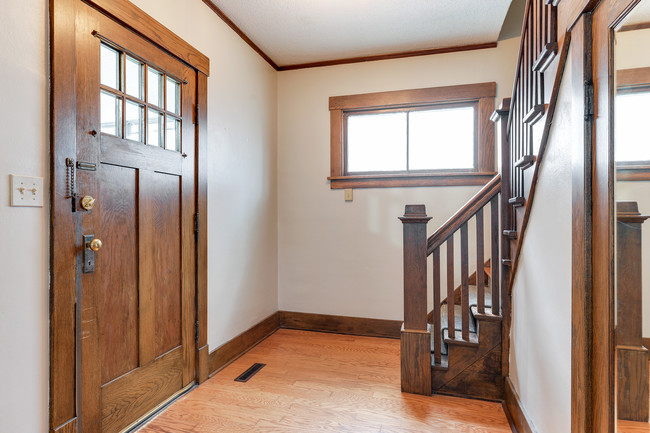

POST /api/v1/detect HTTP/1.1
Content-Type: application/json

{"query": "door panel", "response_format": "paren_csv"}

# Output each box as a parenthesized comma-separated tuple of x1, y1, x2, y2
(98, 163, 139, 384)
(75, 2, 197, 431)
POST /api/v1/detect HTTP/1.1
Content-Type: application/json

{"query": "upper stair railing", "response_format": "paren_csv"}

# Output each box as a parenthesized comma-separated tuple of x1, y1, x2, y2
(508, 0, 558, 203)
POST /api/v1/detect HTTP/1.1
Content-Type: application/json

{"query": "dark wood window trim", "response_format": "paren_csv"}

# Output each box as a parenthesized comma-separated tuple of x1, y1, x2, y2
(616, 66, 650, 180)
(328, 82, 497, 189)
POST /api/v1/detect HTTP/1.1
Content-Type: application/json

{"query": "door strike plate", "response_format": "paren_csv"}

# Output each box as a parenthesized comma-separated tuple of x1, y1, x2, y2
(83, 234, 96, 273)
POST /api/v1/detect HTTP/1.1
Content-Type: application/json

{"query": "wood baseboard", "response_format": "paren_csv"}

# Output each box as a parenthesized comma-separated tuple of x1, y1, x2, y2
(208, 312, 280, 375)
(503, 377, 535, 433)
(642, 337, 650, 349)
(279, 311, 402, 339)
(207, 311, 402, 377)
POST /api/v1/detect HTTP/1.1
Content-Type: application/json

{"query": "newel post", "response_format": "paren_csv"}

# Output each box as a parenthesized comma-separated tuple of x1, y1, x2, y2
(616, 201, 650, 421)
(399, 204, 431, 395)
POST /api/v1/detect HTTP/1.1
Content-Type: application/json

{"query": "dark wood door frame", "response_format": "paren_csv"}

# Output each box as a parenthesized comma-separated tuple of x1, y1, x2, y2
(49, 1, 209, 432)
(591, 0, 643, 432)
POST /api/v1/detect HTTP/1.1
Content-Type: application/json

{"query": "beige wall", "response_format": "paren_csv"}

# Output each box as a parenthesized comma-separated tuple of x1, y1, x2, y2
(0, 0, 278, 431)
(129, 0, 279, 358)
(509, 50, 574, 433)
(0, 1, 49, 431)
(276, 38, 520, 319)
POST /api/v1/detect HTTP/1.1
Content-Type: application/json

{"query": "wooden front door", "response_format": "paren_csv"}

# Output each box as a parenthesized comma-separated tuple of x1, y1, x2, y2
(74, 3, 196, 431)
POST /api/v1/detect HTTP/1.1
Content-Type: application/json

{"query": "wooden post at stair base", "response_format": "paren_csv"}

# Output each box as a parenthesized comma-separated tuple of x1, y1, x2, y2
(616, 201, 650, 422)
(399, 205, 432, 395)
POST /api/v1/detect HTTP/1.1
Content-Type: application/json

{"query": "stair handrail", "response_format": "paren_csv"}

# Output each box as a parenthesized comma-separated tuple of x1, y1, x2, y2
(426, 175, 501, 255)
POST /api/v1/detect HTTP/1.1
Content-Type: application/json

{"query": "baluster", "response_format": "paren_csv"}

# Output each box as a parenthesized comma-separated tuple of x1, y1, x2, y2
(460, 223, 469, 340)
(447, 235, 455, 339)
(476, 208, 485, 314)
(433, 248, 441, 365)
(491, 197, 500, 315)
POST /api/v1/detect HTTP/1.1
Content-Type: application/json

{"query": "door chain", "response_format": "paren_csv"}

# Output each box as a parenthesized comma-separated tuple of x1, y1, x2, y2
(65, 158, 77, 212)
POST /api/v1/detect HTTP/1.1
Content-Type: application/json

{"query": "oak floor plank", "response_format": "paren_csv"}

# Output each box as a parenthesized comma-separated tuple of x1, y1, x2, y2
(138, 329, 511, 432)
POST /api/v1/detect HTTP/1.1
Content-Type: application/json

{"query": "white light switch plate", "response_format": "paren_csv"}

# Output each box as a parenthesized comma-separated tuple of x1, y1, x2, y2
(10, 175, 44, 207)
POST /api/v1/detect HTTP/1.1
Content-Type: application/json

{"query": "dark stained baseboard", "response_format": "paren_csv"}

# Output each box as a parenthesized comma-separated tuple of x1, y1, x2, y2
(208, 311, 403, 377)
(208, 312, 280, 375)
(503, 377, 535, 433)
(278, 311, 402, 339)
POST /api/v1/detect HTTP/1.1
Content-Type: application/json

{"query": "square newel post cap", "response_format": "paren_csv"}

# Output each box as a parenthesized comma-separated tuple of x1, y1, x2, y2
(617, 201, 650, 224)
(399, 205, 432, 224)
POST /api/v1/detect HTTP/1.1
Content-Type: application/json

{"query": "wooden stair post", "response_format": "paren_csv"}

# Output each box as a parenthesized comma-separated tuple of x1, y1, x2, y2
(616, 201, 650, 422)
(399, 205, 432, 395)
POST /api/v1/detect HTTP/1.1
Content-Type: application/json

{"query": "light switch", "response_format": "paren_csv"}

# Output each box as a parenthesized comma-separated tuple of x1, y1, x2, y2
(10, 175, 44, 207)
(344, 188, 353, 202)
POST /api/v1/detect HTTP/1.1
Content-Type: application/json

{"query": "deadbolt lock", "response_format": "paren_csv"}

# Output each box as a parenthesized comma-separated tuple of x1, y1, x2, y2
(81, 195, 96, 211)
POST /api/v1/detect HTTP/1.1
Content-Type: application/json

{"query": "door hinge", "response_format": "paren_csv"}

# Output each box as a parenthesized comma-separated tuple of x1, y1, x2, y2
(194, 212, 200, 239)
(195, 320, 200, 343)
(584, 81, 594, 120)
(194, 104, 199, 125)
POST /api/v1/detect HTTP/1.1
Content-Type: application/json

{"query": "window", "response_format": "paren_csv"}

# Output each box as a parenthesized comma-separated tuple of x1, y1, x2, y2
(100, 42, 182, 152)
(328, 83, 496, 188)
(616, 67, 650, 180)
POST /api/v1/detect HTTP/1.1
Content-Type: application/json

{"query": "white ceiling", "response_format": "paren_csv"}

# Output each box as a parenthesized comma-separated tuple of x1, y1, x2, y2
(207, 0, 514, 67)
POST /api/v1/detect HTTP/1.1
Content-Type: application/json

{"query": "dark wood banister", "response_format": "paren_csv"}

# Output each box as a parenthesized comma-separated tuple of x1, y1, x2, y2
(426, 174, 502, 255)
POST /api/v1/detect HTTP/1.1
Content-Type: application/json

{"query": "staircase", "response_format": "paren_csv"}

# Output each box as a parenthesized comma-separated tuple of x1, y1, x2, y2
(399, 0, 563, 401)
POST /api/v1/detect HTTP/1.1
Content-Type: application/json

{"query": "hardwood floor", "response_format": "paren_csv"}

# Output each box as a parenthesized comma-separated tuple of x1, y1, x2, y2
(138, 329, 512, 432)
(618, 362, 650, 433)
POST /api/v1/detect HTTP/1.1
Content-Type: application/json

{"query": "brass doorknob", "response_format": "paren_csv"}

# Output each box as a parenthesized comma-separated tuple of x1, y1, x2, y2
(87, 238, 103, 252)
(81, 195, 96, 211)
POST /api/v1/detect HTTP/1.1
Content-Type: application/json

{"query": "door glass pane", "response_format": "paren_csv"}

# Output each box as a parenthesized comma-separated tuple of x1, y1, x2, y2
(100, 44, 120, 90)
(101, 91, 122, 137)
(125, 101, 144, 143)
(147, 67, 163, 108)
(125, 56, 144, 100)
(409, 106, 475, 170)
(147, 109, 163, 147)
(166, 117, 181, 151)
(347, 112, 407, 172)
(166, 78, 181, 115)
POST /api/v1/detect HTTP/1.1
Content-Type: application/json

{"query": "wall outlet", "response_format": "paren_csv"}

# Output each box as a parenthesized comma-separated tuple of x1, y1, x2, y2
(344, 188, 353, 202)
(10, 175, 44, 207)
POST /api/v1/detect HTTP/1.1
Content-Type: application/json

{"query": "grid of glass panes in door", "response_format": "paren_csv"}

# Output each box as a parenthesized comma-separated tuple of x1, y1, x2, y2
(100, 43, 182, 152)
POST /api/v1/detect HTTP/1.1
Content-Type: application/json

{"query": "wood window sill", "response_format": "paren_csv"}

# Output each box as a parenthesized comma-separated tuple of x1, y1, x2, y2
(327, 172, 497, 189)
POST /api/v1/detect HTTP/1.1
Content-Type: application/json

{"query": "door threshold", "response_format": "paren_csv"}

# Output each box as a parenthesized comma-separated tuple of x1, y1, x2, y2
(121, 382, 196, 433)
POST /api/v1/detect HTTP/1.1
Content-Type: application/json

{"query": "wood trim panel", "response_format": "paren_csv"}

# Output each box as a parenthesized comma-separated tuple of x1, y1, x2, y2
(329, 82, 497, 110)
(278, 43, 498, 71)
(50, 0, 78, 429)
(208, 313, 280, 375)
(503, 378, 535, 433)
(570, 15, 594, 433)
(619, 21, 650, 32)
(617, 66, 650, 87)
(196, 71, 209, 384)
(83, 0, 210, 75)
(200, 0, 278, 70)
(329, 173, 496, 189)
(279, 311, 402, 339)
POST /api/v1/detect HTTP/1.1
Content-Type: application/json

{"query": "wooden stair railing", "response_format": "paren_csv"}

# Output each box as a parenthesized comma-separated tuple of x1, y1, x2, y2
(400, 175, 502, 397)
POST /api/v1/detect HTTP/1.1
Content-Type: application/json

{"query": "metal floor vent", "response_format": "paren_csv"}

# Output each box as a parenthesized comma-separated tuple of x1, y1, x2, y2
(234, 363, 266, 382)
